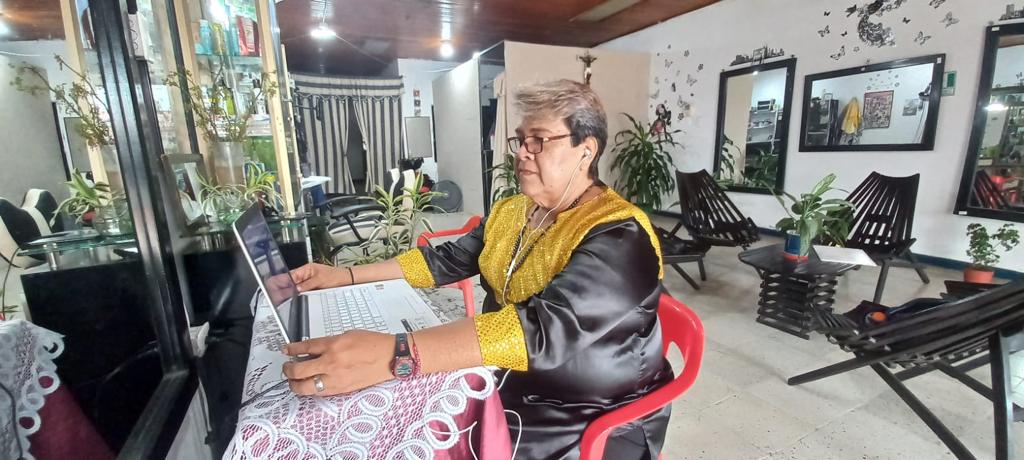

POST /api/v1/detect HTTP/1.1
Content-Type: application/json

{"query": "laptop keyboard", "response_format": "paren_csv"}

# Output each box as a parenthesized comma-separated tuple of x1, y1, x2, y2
(321, 288, 388, 335)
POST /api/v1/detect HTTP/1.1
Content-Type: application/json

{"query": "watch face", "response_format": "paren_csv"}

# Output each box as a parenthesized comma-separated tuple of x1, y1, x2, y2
(392, 357, 416, 379)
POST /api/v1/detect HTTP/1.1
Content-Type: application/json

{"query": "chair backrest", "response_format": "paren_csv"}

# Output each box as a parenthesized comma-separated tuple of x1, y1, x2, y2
(416, 216, 482, 318)
(844, 172, 920, 254)
(838, 281, 1024, 365)
(579, 293, 705, 460)
(971, 170, 1010, 210)
(675, 169, 759, 247)
(22, 189, 61, 234)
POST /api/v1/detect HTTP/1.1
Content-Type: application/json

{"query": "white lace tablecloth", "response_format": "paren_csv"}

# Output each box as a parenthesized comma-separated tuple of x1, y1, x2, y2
(0, 320, 64, 460)
(224, 293, 508, 460)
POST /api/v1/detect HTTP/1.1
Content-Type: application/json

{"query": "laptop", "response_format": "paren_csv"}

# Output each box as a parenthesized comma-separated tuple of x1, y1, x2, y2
(232, 204, 443, 344)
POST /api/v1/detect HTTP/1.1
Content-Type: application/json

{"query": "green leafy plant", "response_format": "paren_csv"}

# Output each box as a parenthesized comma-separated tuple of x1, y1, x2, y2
(243, 162, 282, 208)
(772, 173, 854, 256)
(489, 153, 519, 204)
(196, 162, 281, 225)
(54, 169, 123, 224)
(966, 223, 1020, 270)
(12, 55, 112, 147)
(610, 113, 680, 211)
(165, 70, 278, 143)
(745, 150, 780, 189)
(715, 135, 740, 187)
(340, 175, 443, 265)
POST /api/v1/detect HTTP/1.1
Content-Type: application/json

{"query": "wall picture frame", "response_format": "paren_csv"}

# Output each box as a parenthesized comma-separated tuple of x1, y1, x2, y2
(863, 90, 894, 129)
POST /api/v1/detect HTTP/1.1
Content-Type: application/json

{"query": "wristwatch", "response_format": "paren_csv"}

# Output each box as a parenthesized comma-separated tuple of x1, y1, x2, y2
(390, 333, 420, 380)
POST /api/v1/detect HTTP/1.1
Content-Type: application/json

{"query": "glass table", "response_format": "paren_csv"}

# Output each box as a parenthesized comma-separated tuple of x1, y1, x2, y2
(21, 231, 137, 271)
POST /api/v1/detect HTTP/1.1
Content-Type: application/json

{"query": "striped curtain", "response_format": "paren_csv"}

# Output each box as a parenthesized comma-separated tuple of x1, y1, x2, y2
(292, 74, 404, 193)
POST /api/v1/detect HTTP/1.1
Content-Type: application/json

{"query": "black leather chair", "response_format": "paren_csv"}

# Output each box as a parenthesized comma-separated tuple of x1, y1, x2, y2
(0, 189, 62, 267)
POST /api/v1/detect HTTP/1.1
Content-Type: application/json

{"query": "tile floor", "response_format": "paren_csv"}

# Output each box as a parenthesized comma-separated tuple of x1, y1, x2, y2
(424, 211, 1024, 459)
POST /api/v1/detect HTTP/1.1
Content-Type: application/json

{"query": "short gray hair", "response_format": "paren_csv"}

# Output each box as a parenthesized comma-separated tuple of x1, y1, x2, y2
(515, 79, 607, 180)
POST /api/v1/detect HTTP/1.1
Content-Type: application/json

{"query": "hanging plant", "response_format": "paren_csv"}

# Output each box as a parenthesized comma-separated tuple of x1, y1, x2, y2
(610, 113, 680, 211)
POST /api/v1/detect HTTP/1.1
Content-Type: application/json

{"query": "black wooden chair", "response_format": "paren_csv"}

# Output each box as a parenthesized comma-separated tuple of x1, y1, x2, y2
(843, 172, 929, 304)
(656, 170, 759, 290)
(971, 170, 1024, 212)
(793, 282, 1024, 459)
(674, 169, 760, 249)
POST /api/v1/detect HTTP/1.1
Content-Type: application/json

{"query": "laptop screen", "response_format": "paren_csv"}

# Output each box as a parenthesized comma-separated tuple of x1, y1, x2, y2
(236, 206, 298, 308)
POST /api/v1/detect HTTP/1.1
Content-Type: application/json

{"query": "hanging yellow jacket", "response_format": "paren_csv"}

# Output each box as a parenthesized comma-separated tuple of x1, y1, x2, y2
(841, 97, 861, 134)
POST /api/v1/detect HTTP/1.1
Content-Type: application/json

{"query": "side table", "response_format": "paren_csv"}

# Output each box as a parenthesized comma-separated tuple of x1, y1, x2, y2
(738, 244, 858, 339)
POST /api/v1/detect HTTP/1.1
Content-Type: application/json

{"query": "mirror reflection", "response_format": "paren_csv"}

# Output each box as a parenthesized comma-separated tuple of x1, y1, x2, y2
(964, 33, 1024, 214)
(800, 55, 943, 151)
(714, 58, 795, 192)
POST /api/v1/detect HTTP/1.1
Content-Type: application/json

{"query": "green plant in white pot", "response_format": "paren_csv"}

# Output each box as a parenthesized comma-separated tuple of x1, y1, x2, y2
(610, 113, 679, 212)
(772, 173, 854, 260)
(340, 175, 442, 265)
(965, 223, 1020, 283)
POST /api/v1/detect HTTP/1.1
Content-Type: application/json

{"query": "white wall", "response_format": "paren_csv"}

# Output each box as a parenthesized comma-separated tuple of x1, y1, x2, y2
(992, 44, 1024, 88)
(397, 58, 455, 180)
(0, 53, 68, 202)
(433, 59, 484, 214)
(751, 68, 788, 108)
(602, 0, 1024, 271)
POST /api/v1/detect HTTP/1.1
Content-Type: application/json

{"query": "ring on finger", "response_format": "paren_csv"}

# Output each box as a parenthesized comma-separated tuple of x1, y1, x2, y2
(314, 374, 325, 393)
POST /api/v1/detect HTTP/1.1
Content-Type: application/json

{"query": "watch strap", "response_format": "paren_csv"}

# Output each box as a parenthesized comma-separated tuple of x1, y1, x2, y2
(394, 333, 411, 358)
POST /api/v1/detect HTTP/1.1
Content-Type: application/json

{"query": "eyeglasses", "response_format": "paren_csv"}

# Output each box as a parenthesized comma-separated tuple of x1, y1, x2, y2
(507, 134, 572, 154)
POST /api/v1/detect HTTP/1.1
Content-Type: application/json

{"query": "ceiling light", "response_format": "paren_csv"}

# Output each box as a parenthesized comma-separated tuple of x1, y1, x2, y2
(571, 0, 642, 22)
(440, 40, 454, 58)
(986, 103, 1008, 111)
(472, 50, 481, 59)
(310, 23, 335, 40)
(0, 19, 9, 36)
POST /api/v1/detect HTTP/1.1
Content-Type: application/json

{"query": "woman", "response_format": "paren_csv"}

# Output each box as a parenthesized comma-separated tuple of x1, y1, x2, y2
(282, 79, 672, 459)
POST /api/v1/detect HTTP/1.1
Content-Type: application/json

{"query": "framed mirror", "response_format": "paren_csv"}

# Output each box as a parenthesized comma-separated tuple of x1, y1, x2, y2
(955, 24, 1024, 222)
(161, 154, 209, 232)
(799, 54, 944, 152)
(713, 58, 796, 194)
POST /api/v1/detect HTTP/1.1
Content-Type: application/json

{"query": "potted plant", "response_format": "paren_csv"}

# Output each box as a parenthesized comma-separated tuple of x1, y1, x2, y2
(964, 223, 1020, 283)
(166, 70, 277, 185)
(12, 56, 120, 188)
(197, 161, 282, 227)
(340, 174, 442, 265)
(610, 113, 680, 212)
(55, 169, 133, 236)
(488, 152, 519, 204)
(772, 173, 854, 260)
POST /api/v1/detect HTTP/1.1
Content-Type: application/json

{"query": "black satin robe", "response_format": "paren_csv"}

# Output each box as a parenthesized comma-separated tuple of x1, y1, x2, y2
(416, 216, 673, 459)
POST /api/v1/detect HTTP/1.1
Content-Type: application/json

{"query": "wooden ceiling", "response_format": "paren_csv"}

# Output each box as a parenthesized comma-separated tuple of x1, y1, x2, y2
(278, 0, 722, 76)
(0, 0, 64, 42)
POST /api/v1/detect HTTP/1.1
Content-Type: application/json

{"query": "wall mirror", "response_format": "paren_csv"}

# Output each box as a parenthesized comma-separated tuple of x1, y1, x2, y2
(799, 54, 944, 152)
(713, 57, 796, 194)
(162, 154, 208, 233)
(955, 24, 1024, 222)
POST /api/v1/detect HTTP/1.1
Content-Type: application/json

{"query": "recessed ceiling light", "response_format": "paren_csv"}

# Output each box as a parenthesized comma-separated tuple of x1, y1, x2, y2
(310, 23, 335, 40)
(440, 40, 454, 58)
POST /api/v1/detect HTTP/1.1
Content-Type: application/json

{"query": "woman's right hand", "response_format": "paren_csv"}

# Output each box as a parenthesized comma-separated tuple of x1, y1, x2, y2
(290, 263, 352, 292)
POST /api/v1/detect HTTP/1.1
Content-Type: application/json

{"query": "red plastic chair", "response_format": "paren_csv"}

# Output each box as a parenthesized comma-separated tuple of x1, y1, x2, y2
(579, 293, 705, 460)
(416, 215, 482, 318)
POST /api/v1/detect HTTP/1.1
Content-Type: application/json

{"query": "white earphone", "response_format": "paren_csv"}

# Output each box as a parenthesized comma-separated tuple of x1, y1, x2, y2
(584, 148, 592, 158)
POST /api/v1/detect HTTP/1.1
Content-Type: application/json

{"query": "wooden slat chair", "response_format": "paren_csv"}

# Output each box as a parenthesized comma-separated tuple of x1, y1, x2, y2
(657, 170, 759, 290)
(793, 282, 1024, 459)
(971, 170, 1024, 212)
(842, 172, 929, 304)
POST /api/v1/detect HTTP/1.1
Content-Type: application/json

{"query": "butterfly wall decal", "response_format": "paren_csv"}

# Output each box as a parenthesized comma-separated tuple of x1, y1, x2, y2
(686, 74, 698, 86)
(928, 0, 945, 8)
(830, 45, 846, 61)
(818, 25, 831, 37)
(941, 12, 959, 27)
(824, 10, 831, 16)
(845, 4, 859, 16)
(914, 31, 932, 45)
(902, 17, 911, 24)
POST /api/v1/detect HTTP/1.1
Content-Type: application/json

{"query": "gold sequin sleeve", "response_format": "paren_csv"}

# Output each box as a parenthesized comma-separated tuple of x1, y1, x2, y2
(473, 305, 528, 371)
(396, 249, 436, 288)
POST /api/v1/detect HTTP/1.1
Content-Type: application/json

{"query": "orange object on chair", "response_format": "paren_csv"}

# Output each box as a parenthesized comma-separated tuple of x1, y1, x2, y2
(416, 215, 482, 318)
(579, 293, 705, 460)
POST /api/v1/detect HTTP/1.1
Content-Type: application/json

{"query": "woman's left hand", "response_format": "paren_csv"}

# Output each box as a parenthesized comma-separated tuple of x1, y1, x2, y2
(282, 330, 396, 396)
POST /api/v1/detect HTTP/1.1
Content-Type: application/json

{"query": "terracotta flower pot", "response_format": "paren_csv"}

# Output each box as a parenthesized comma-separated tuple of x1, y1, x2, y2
(964, 266, 995, 283)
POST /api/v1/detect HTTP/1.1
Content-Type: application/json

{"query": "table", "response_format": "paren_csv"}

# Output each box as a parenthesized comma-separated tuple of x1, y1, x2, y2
(224, 293, 512, 460)
(738, 244, 858, 339)
(21, 231, 136, 270)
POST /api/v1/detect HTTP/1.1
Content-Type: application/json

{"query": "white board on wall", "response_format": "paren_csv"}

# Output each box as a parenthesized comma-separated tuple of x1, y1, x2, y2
(404, 116, 434, 159)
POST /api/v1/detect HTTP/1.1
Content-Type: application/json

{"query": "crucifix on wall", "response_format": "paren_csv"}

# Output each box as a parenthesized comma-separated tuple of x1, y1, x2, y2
(578, 51, 597, 86)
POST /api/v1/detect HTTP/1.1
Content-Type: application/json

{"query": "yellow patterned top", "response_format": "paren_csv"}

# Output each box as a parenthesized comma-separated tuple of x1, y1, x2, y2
(397, 187, 663, 371)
